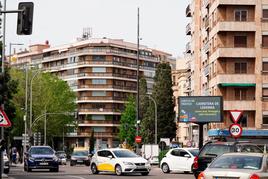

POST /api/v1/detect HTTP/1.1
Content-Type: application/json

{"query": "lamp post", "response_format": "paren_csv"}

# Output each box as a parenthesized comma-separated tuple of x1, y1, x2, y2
(9, 43, 23, 63)
(29, 69, 42, 137)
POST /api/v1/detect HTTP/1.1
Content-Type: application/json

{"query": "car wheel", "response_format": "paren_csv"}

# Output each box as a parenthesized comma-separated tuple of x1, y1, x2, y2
(141, 172, 149, 176)
(161, 163, 170, 173)
(27, 166, 32, 172)
(70, 161, 75, 166)
(115, 164, 123, 176)
(91, 163, 99, 174)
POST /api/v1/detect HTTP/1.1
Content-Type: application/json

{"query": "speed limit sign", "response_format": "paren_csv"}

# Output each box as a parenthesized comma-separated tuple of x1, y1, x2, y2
(229, 123, 243, 138)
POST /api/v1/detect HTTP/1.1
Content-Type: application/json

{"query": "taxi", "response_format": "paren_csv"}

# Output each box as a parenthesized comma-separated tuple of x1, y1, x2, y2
(90, 148, 150, 176)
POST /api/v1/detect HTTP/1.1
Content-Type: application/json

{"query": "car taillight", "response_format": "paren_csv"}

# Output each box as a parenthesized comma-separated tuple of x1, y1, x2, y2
(250, 174, 260, 179)
(193, 156, 198, 169)
(198, 172, 205, 179)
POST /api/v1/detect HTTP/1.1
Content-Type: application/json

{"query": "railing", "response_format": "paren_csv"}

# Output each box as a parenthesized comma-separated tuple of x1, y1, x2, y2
(186, 4, 191, 17)
(77, 84, 137, 91)
(80, 120, 120, 124)
(203, 65, 210, 76)
(79, 108, 123, 113)
(186, 23, 191, 35)
(203, 41, 210, 53)
(186, 42, 191, 53)
(203, 0, 210, 8)
(77, 132, 117, 137)
(78, 96, 127, 101)
(204, 17, 210, 30)
(61, 72, 137, 80)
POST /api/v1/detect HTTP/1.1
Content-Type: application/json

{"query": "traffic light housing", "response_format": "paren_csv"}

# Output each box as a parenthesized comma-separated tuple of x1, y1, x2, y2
(17, 2, 34, 35)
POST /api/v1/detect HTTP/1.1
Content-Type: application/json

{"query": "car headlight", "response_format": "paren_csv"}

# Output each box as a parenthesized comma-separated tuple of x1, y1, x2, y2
(29, 157, 35, 162)
(123, 161, 134, 166)
(53, 156, 58, 161)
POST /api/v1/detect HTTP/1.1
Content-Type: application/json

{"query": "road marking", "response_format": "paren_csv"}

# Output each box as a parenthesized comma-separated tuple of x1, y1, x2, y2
(68, 176, 87, 179)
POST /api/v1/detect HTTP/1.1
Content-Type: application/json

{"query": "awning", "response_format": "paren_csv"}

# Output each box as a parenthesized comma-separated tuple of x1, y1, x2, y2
(208, 129, 268, 137)
(218, 83, 256, 87)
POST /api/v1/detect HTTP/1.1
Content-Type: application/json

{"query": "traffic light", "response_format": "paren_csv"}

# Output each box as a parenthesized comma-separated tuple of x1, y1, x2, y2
(0, 139, 6, 151)
(17, 2, 34, 35)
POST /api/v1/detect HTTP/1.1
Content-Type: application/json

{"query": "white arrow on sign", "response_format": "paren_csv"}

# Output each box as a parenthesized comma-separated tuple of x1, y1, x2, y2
(230, 110, 243, 123)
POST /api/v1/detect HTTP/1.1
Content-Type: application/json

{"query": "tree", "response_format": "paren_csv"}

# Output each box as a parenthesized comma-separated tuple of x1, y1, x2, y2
(152, 63, 176, 140)
(89, 130, 95, 154)
(10, 68, 77, 145)
(119, 95, 136, 147)
(139, 77, 149, 120)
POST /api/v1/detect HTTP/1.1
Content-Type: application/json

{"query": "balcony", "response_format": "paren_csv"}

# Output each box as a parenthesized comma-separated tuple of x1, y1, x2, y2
(210, 21, 256, 36)
(224, 100, 255, 111)
(210, 0, 256, 12)
(78, 96, 127, 101)
(78, 108, 123, 115)
(203, 0, 210, 8)
(203, 65, 210, 76)
(204, 18, 210, 30)
(78, 120, 120, 127)
(77, 132, 117, 138)
(203, 41, 210, 54)
(217, 74, 256, 86)
(186, 42, 191, 53)
(186, 4, 191, 17)
(186, 23, 191, 35)
(210, 47, 256, 60)
(77, 84, 137, 91)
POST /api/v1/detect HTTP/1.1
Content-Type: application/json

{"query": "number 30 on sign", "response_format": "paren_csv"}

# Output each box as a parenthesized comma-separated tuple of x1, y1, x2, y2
(229, 123, 243, 138)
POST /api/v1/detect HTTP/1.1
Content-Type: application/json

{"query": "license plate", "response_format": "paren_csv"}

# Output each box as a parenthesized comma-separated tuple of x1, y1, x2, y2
(39, 162, 48, 165)
(77, 160, 83, 163)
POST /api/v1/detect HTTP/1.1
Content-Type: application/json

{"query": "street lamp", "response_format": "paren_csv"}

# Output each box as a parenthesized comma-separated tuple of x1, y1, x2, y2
(29, 69, 42, 137)
(9, 43, 23, 63)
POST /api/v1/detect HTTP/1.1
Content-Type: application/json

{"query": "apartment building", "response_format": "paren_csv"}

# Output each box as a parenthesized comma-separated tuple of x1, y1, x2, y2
(186, 0, 268, 143)
(12, 38, 172, 148)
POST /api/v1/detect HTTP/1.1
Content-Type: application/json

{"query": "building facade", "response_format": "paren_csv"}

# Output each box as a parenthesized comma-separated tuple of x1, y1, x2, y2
(186, 0, 268, 142)
(12, 38, 172, 149)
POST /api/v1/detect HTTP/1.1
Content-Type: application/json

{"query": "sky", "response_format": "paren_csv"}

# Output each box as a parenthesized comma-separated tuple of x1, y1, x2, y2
(5, 0, 190, 58)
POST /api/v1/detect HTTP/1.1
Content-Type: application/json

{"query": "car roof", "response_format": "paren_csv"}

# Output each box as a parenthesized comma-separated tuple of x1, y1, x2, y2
(97, 148, 130, 152)
(206, 141, 255, 145)
(173, 147, 199, 150)
(222, 152, 264, 157)
(30, 146, 52, 148)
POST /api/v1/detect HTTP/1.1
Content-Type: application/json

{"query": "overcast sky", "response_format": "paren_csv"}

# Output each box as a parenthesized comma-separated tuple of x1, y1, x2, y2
(5, 0, 190, 58)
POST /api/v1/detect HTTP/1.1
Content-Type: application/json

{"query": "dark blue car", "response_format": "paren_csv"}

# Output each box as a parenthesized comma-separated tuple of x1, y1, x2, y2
(24, 146, 59, 172)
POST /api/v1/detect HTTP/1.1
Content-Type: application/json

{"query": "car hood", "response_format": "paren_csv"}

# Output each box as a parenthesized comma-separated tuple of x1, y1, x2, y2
(116, 157, 148, 163)
(31, 154, 54, 158)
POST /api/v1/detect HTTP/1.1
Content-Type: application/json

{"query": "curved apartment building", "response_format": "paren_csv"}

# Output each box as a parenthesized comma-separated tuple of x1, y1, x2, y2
(37, 38, 172, 148)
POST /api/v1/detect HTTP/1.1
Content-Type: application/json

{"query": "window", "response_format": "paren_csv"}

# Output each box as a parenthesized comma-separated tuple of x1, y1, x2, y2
(92, 91, 106, 96)
(234, 36, 247, 47)
(263, 115, 268, 124)
(263, 9, 268, 19)
(92, 104, 105, 109)
(92, 55, 105, 61)
(93, 127, 106, 132)
(92, 115, 105, 120)
(235, 88, 247, 100)
(92, 67, 106, 73)
(179, 150, 189, 157)
(239, 114, 248, 127)
(263, 62, 268, 71)
(235, 62, 247, 73)
(235, 10, 247, 21)
(170, 149, 180, 156)
(262, 35, 268, 48)
(92, 79, 106, 84)
(263, 88, 268, 98)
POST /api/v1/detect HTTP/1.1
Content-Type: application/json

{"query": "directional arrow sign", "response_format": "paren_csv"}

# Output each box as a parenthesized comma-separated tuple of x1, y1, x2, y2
(0, 108, 11, 127)
(229, 110, 243, 124)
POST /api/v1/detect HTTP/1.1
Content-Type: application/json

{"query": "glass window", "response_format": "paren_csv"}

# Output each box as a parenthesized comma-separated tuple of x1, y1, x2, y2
(235, 88, 247, 100)
(235, 10, 247, 21)
(113, 150, 138, 158)
(92, 91, 106, 96)
(179, 150, 189, 157)
(236, 145, 263, 153)
(263, 115, 268, 124)
(189, 149, 199, 156)
(92, 79, 106, 84)
(234, 36, 247, 47)
(263, 9, 268, 19)
(263, 35, 268, 48)
(199, 145, 231, 157)
(93, 127, 106, 132)
(263, 62, 268, 71)
(92, 67, 106, 73)
(235, 62, 247, 74)
(170, 149, 180, 156)
(92, 115, 105, 120)
(92, 55, 105, 61)
(29, 147, 54, 155)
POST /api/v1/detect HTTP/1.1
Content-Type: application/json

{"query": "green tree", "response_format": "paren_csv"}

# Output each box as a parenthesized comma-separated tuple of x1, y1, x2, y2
(152, 63, 176, 140)
(89, 130, 95, 154)
(139, 77, 149, 120)
(119, 95, 136, 147)
(10, 69, 77, 145)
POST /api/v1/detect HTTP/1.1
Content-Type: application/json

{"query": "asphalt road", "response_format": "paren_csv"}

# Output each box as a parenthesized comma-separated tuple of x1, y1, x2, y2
(8, 163, 195, 179)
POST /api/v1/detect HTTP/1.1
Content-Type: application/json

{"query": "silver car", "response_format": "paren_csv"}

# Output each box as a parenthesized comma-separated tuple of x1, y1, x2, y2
(199, 153, 268, 179)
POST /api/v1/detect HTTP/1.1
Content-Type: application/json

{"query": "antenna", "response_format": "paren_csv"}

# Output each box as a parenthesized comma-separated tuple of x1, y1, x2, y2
(82, 27, 92, 40)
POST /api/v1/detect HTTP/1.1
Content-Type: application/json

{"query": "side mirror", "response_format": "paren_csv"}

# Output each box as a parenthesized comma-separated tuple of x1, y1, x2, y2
(184, 154, 191, 158)
(107, 155, 113, 159)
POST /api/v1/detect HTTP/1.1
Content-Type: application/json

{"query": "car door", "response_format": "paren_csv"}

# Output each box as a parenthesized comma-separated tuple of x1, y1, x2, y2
(178, 149, 192, 171)
(96, 151, 106, 171)
(97, 150, 115, 172)
(168, 149, 181, 170)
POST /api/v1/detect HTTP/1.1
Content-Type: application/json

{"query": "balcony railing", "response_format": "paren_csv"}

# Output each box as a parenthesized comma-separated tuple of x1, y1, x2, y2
(186, 42, 191, 53)
(203, 41, 210, 53)
(78, 96, 127, 101)
(186, 4, 191, 17)
(186, 23, 191, 35)
(203, 0, 210, 7)
(77, 84, 137, 91)
(77, 132, 118, 138)
(61, 72, 137, 80)
(203, 65, 210, 76)
(204, 18, 210, 30)
(79, 120, 120, 124)
(79, 108, 123, 113)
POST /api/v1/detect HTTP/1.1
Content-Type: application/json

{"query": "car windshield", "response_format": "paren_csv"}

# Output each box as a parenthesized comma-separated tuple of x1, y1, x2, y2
(189, 149, 199, 156)
(209, 155, 262, 170)
(113, 150, 139, 158)
(30, 147, 54, 155)
(72, 151, 88, 156)
(199, 144, 231, 157)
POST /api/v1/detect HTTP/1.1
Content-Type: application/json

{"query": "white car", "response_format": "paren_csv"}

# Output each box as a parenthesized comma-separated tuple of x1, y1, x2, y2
(160, 148, 199, 173)
(90, 148, 151, 176)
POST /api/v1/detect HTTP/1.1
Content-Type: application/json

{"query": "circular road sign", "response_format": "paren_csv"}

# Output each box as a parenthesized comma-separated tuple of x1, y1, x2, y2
(135, 136, 142, 143)
(229, 123, 243, 138)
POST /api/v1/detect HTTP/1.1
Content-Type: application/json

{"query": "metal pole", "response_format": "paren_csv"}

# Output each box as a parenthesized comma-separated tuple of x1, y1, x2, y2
(136, 7, 140, 151)
(23, 115, 26, 157)
(62, 129, 64, 151)
(44, 113, 46, 146)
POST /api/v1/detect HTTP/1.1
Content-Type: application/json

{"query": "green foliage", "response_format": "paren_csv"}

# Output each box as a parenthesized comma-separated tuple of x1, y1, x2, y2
(10, 68, 77, 144)
(152, 63, 176, 140)
(158, 149, 169, 163)
(89, 130, 95, 154)
(139, 77, 148, 120)
(119, 95, 136, 147)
